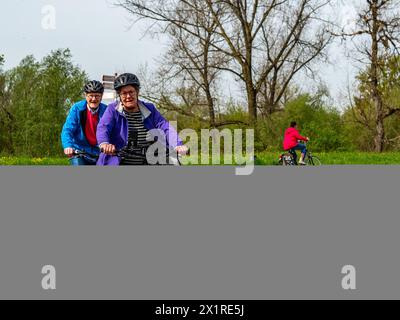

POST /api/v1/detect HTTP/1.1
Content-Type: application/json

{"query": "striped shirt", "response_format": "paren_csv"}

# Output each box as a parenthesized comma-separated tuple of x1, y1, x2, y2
(120, 110, 151, 165)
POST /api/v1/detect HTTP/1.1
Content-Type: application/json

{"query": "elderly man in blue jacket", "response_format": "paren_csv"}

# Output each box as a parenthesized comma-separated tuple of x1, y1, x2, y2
(61, 80, 108, 165)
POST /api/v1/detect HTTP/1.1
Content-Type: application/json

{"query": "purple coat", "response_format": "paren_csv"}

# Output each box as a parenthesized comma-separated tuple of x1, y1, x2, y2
(96, 100, 183, 166)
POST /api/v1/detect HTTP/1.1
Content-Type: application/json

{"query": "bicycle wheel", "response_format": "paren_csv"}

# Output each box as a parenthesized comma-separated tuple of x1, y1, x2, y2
(308, 156, 322, 166)
(282, 154, 295, 166)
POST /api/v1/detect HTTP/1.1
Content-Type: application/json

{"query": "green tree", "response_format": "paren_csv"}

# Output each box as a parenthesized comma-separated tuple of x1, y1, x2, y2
(0, 54, 15, 154)
(332, 0, 400, 152)
(36, 49, 88, 156)
(7, 55, 42, 155)
(346, 56, 400, 151)
(283, 94, 344, 151)
(7, 49, 87, 157)
(257, 93, 345, 152)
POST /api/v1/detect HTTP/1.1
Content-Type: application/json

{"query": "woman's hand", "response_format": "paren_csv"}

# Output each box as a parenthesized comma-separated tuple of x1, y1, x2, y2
(101, 143, 116, 155)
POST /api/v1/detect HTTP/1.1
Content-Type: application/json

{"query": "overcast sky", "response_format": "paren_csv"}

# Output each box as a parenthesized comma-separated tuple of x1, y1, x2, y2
(1, 0, 361, 108)
(1, 0, 164, 76)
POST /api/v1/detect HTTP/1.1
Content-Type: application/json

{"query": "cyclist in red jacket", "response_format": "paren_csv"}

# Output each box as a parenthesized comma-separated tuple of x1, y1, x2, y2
(283, 121, 310, 165)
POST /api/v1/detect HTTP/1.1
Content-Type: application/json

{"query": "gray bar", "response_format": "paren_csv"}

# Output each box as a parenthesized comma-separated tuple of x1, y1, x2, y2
(0, 167, 399, 299)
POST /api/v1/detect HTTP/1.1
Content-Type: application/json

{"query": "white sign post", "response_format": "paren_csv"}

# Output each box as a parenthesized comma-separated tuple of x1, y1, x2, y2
(102, 74, 118, 103)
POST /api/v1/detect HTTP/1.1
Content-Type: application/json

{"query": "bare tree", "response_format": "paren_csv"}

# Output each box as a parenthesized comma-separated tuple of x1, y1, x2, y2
(332, 0, 400, 152)
(116, 0, 332, 125)
(257, 1, 332, 116)
(203, 0, 332, 123)
(136, 64, 216, 126)
(155, 0, 230, 127)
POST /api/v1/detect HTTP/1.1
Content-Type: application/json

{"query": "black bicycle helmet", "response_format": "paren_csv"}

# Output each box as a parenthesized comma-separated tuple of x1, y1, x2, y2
(84, 80, 104, 94)
(114, 73, 141, 91)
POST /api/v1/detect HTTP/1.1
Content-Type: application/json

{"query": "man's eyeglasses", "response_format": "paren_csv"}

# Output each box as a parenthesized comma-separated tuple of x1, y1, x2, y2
(86, 94, 102, 100)
(120, 90, 136, 99)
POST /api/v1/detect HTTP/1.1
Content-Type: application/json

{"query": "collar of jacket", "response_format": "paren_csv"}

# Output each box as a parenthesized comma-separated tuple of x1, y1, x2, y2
(87, 104, 100, 115)
(115, 101, 151, 120)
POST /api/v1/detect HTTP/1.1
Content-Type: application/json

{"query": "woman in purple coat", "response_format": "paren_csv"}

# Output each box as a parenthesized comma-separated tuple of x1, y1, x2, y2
(96, 73, 187, 166)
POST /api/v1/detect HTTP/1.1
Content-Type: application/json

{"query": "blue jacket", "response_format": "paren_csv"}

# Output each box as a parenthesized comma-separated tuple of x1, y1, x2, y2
(61, 100, 107, 155)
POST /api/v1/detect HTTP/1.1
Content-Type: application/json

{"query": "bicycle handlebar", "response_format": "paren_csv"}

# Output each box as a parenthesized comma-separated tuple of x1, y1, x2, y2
(73, 150, 98, 158)
(100, 146, 190, 157)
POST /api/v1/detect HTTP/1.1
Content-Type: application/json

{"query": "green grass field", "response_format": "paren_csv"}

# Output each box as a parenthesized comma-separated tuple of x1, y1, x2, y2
(255, 151, 400, 165)
(2, 152, 400, 165)
(0, 157, 69, 166)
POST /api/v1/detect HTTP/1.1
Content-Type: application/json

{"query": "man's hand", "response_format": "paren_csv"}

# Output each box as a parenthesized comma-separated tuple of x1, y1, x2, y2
(175, 145, 189, 155)
(101, 144, 116, 155)
(64, 148, 75, 157)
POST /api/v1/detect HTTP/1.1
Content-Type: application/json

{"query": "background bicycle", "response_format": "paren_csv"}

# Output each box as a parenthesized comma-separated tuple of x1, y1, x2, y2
(279, 142, 322, 166)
